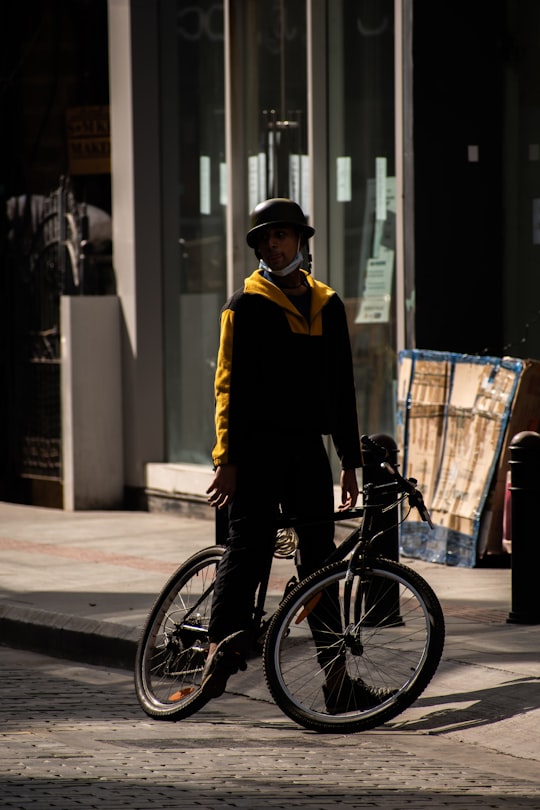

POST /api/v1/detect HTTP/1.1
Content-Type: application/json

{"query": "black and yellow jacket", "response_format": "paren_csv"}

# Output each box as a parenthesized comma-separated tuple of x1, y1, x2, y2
(212, 269, 363, 470)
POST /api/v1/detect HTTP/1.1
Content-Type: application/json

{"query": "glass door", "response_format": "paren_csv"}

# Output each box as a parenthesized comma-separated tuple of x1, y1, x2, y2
(241, 1, 309, 221)
(326, 0, 396, 438)
(160, 0, 227, 464)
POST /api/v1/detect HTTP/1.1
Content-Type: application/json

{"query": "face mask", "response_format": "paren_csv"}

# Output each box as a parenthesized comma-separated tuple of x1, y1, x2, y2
(259, 251, 304, 278)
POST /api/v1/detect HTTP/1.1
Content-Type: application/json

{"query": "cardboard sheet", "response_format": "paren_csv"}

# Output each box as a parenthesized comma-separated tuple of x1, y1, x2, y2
(397, 350, 535, 566)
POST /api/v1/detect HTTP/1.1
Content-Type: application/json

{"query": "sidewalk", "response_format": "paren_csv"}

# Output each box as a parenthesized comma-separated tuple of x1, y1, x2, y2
(0, 500, 539, 767)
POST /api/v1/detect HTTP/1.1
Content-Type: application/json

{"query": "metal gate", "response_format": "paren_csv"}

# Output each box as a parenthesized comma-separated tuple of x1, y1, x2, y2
(4, 177, 86, 501)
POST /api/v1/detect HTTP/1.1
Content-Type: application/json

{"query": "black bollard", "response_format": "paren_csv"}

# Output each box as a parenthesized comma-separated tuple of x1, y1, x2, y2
(362, 433, 401, 625)
(507, 431, 540, 624)
(362, 433, 400, 563)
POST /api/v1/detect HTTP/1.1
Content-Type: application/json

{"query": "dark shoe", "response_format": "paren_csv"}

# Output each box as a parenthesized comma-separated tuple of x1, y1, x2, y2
(323, 677, 396, 714)
(200, 631, 247, 699)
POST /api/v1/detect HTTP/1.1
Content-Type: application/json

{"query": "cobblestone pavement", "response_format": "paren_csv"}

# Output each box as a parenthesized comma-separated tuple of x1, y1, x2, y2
(1, 648, 539, 809)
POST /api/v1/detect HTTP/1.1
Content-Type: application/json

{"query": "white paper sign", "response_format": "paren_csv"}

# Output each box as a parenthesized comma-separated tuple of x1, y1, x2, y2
(336, 156, 352, 202)
(248, 155, 259, 212)
(200, 155, 211, 215)
(289, 154, 300, 204)
(356, 249, 394, 323)
(375, 156, 387, 221)
(301, 155, 310, 216)
(219, 162, 227, 206)
(258, 152, 267, 201)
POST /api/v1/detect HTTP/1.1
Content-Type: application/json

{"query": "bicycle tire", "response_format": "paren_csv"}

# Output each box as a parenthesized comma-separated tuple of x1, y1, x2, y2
(263, 557, 445, 733)
(134, 545, 225, 720)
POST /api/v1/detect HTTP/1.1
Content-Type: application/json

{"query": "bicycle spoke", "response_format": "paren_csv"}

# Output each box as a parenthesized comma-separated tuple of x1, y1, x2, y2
(264, 559, 445, 733)
(134, 547, 224, 720)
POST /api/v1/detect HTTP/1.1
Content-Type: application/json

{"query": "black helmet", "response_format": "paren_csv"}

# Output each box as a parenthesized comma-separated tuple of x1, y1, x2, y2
(246, 198, 315, 248)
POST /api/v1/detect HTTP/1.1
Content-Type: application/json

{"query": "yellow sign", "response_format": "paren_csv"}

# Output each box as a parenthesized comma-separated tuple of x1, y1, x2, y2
(66, 106, 110, 175)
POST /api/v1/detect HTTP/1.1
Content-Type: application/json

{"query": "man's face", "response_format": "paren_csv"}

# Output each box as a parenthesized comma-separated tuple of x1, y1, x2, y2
(257, 226, 299, 272)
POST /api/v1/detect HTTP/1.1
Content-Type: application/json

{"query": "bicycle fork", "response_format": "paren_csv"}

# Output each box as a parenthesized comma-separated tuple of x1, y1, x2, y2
(343, 551, 369, 657)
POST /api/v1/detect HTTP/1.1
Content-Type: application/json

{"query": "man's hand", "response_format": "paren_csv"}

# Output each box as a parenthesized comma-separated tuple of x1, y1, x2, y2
(206, 465, 237, 509)
(339, 468, 359, 511)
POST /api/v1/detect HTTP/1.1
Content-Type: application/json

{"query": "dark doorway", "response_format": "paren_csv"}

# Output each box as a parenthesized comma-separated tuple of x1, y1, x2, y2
(412, 1, 505, 356)
(0, 0, 111, 505)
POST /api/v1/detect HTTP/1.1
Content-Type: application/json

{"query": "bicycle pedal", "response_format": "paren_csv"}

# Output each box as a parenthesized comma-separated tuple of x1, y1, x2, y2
(168, 687, 196, 702)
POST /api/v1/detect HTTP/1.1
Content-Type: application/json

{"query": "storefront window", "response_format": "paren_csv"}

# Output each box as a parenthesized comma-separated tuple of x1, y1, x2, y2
(160, 1, 226, 463)
(327, 0, 396, 438)
(159, 0, 395, 467)
(242, 1, 308, 216)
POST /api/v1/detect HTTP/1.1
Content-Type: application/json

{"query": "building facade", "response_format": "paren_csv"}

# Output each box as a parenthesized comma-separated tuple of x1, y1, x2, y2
(2, 0, 540, 510)
(109, 0, 400, 510)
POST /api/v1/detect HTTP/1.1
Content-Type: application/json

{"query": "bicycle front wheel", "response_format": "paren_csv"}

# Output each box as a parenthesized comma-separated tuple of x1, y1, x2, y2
(134, 545, 224, 720)
(263, 557, 445, 733)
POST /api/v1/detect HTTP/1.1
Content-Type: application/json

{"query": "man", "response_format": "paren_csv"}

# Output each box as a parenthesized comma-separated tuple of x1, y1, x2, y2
(203, 198, 364, 704)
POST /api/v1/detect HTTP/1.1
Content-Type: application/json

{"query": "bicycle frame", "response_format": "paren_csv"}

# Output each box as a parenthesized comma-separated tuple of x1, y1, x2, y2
(176, 453, 431, 662)
(266, 472, 424, 642)
(134, 436, 441, 727)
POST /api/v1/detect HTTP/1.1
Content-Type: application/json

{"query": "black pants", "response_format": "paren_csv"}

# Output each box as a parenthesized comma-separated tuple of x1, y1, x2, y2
(208, 433, 336, 645)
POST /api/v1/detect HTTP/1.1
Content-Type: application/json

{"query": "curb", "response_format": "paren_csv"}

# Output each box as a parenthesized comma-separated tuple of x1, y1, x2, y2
(0, 605, 137, 671)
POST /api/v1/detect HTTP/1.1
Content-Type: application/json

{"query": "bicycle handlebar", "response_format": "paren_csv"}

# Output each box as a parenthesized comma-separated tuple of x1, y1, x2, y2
(272, 437, 434, 531)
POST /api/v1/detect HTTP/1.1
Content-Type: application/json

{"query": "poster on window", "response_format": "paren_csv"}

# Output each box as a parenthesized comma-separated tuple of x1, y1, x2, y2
(356, 248, 394, 323)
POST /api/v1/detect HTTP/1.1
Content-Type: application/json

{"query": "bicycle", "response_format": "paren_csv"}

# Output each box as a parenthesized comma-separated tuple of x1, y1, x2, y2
(134, 435, 445, 733)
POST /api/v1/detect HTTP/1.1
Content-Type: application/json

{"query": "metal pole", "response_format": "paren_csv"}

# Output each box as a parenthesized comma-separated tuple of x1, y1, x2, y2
(362, 433, 400, 562)
(362, 433, 401, 625)
(508, 431, 540, 624)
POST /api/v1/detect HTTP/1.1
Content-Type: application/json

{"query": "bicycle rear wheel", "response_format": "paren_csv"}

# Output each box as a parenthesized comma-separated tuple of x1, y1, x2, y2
(134, 545, 224, 720)
(263, 557, 445, 733)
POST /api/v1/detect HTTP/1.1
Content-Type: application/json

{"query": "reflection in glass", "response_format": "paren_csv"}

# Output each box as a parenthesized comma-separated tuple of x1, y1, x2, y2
(327, 0, 396, 439)
(243, 1, 308, 213)
(161, 0, 226, 463)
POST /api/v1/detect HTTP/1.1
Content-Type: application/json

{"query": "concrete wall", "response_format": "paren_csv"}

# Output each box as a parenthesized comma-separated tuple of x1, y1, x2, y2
(61, 296, 123, 509)
(107, 0, 165, 489)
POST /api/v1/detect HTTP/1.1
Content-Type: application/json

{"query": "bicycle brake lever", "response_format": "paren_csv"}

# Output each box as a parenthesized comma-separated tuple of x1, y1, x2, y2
(409, 490, 434, 529)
